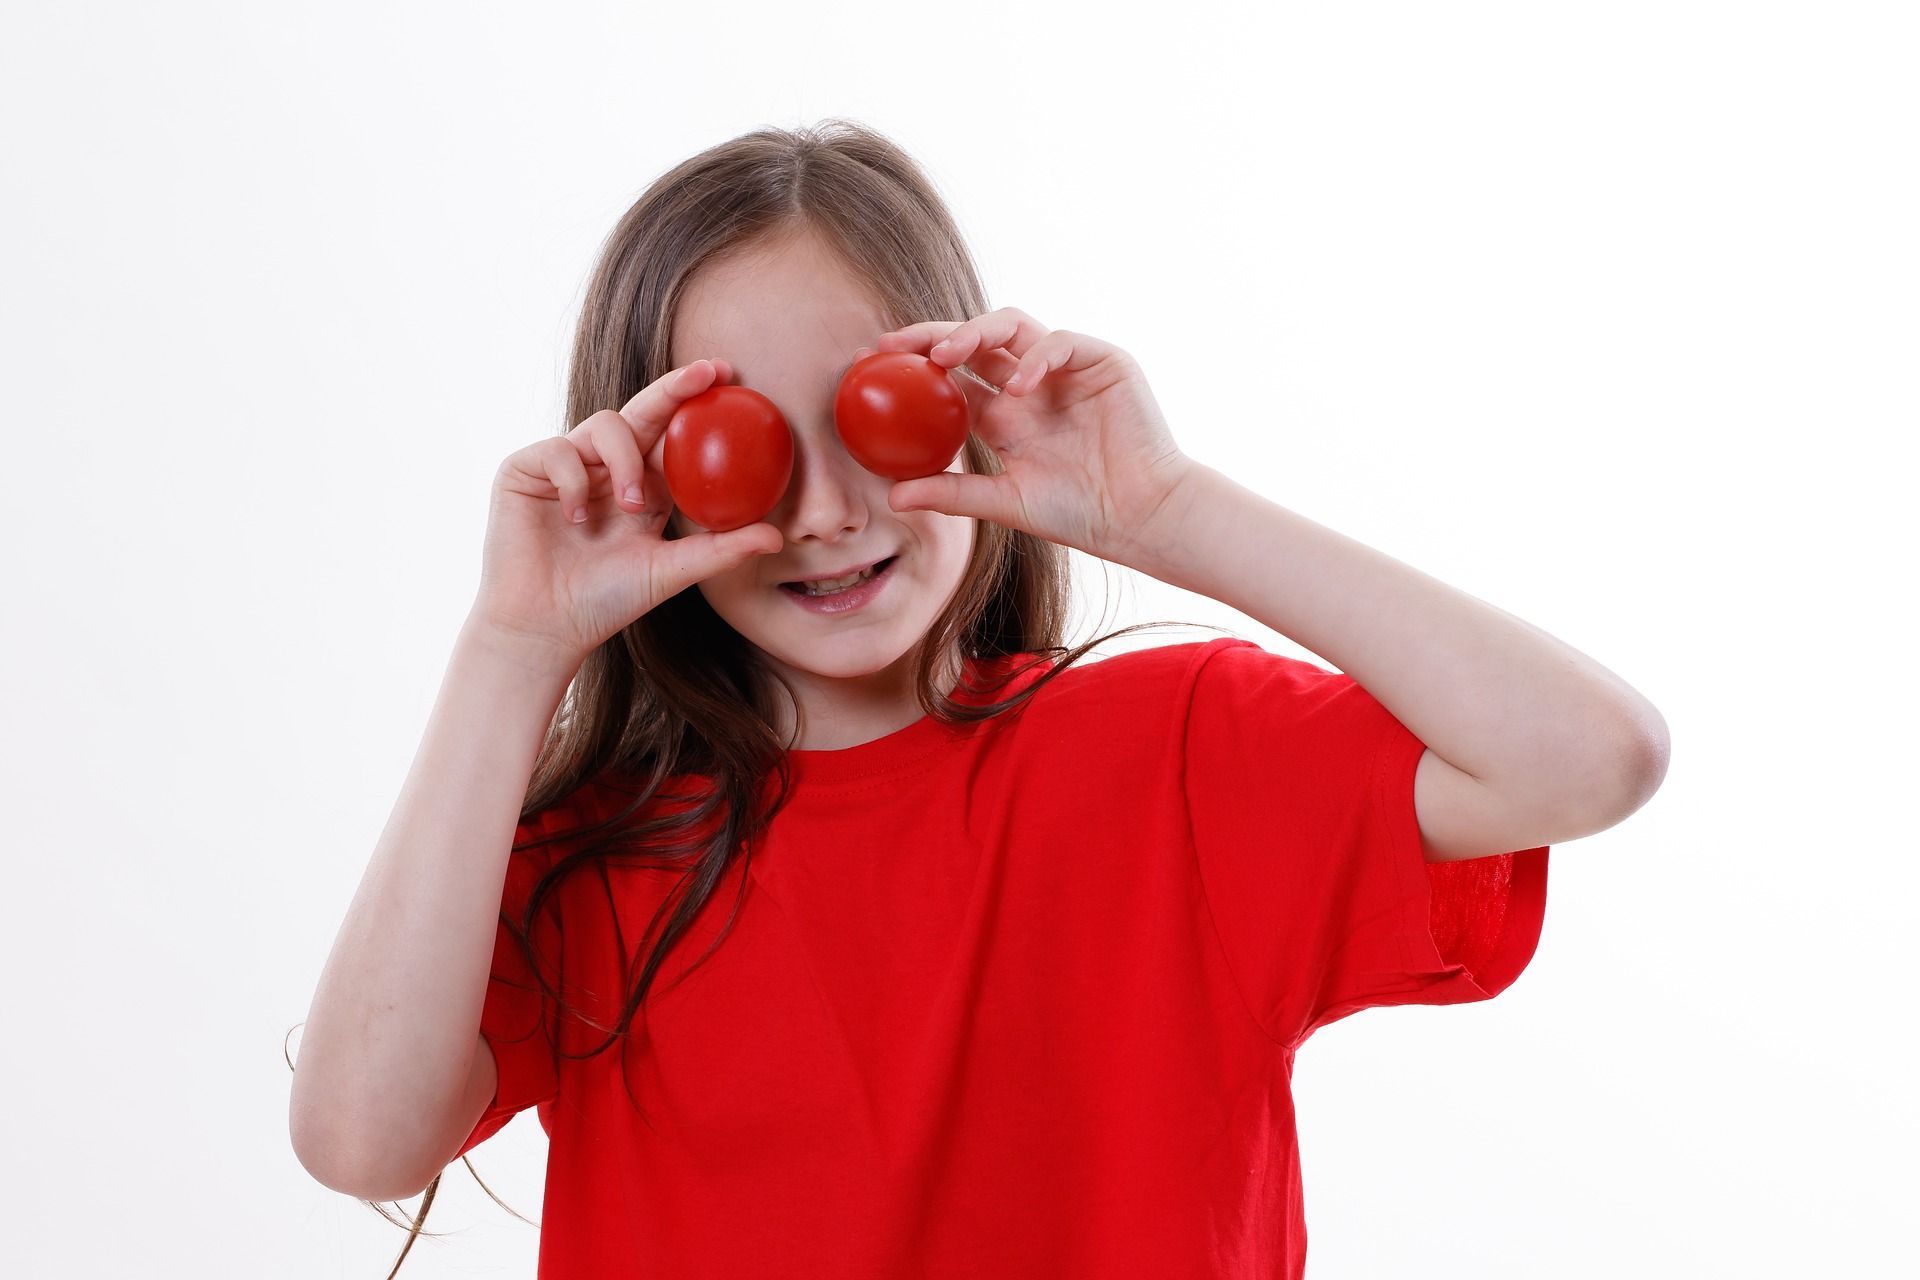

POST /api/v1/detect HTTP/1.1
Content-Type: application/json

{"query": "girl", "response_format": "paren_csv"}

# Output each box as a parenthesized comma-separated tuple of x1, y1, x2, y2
(291, 119, 1668, 1278)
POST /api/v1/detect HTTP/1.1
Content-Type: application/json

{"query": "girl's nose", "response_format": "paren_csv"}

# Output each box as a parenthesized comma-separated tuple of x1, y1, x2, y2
(777, 433, 872, 543)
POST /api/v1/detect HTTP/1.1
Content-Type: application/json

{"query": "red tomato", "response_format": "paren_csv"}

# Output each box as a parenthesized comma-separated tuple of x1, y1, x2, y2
(661, 385, 794, 532)
(833, 351, 971, 481)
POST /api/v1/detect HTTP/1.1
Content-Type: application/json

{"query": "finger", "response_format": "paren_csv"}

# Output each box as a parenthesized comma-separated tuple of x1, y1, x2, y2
(536, 436, 596, 525)
(867, 347, 1016, 396)
(1003, 329, 1131, 396)
(924, 307, 1049, 374)
(873, 320, 962, 351)
(999, 331, 1069, 397)
(873, 320, 1021, 387)
(613, 358, 725, 460)
(565, 409, 654, 514)
(653, 522, 784, 597)
(889, 471, 1022, 529)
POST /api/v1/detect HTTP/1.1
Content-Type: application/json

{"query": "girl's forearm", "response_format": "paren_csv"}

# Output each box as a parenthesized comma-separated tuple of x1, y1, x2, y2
(290, 618, 575, 1200)
(1129, 460, 1669, 813)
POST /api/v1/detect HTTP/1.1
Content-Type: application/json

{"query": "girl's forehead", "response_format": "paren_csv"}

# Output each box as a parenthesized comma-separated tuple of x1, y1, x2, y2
(674, 238, 891, 360)
(673, 306, 889, 398)
(677, 289, 886, 351)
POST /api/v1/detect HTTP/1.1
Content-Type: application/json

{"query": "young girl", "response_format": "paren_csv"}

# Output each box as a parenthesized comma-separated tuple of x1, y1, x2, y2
(291, 119, 1667, 1278)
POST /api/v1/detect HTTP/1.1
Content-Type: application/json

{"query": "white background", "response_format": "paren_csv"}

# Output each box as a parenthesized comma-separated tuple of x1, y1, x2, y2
(3, 2, 1914, 1276)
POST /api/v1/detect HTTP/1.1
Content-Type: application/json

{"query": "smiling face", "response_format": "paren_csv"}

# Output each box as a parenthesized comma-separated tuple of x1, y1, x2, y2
(662, 224, 983, 744)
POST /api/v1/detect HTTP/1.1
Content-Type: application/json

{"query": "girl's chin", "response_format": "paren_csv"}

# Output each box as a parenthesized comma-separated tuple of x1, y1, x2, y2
(756, 621, 914, 668)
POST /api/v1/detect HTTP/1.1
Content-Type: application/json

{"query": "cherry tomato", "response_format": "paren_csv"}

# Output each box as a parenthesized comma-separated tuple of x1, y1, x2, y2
(661, 385, 794, 531)
(833, 351, 971, 481)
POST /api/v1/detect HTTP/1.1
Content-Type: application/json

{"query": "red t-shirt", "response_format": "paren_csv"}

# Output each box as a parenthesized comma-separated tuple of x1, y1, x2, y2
(457, 636, 1549, 1277)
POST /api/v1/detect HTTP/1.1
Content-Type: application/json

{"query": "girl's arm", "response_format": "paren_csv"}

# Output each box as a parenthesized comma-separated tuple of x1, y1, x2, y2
(871, 310, 1668, 853)
(1133, 460, 1671, 844)
(289, 617, 574, 1201)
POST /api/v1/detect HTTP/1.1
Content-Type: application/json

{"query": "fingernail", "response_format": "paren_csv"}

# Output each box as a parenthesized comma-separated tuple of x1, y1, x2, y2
(933, 339, 952, 351)
(572, 506, 587, 523)
(624, 484, 640, 505)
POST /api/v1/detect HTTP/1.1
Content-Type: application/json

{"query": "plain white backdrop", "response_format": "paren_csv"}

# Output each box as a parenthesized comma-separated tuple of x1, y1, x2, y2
(3, 1, 1914, 1275)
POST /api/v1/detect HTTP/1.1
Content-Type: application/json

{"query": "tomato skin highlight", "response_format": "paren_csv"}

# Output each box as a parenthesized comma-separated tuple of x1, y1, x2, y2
(661, 385, 795, 531)
(833, 351, 971, 481)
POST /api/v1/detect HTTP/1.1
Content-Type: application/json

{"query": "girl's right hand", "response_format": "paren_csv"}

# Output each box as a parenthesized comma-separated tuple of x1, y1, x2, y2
(469, 358, 783, 675)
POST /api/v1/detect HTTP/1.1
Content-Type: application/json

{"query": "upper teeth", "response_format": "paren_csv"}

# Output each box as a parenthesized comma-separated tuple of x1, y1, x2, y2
(800, 564, 879, 594)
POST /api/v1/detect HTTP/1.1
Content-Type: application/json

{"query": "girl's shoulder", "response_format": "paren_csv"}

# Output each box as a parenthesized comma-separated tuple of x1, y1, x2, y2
(982, 637, 1251, 760)
(1026, 635, 1249, 705)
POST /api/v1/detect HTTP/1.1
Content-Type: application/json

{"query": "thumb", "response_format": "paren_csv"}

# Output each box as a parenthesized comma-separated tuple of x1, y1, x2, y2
(662, 523, 782, 594)
(890, 472, 1010, 523)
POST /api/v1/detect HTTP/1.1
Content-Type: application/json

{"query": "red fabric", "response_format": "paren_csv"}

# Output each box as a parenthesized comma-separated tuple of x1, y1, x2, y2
(456, 637, 1549, 1278)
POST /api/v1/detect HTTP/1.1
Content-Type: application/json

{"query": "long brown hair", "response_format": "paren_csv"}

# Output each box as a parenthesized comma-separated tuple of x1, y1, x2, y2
(316, 117, 1215, 1275)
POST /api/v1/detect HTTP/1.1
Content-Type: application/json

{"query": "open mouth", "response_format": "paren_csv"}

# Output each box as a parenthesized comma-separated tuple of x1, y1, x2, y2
(778, 555, 899, 597)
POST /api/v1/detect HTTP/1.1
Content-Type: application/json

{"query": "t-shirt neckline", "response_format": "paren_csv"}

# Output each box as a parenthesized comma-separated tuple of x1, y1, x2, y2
(778, 651, 1048, 788)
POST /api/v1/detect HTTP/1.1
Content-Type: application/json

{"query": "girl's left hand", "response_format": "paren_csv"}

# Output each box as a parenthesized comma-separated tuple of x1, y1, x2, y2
(861, 308, 1197, 568)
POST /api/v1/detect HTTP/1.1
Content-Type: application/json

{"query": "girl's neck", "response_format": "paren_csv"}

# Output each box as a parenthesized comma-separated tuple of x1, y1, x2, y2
(772, 643, 965, 752)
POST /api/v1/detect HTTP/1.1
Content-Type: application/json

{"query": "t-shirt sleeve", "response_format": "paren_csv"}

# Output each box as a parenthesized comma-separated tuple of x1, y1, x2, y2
(1180, 638, 1550, 1051)
(453, 806, 569, 1160)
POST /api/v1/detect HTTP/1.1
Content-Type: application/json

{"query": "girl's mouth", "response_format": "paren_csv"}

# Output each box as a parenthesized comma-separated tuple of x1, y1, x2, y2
(778, 555, 899, 615)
